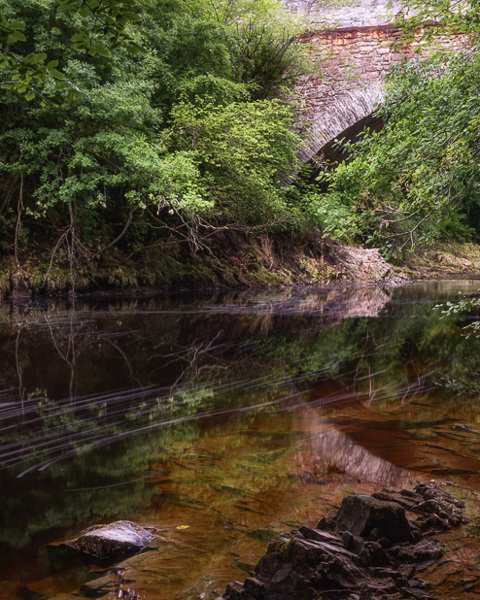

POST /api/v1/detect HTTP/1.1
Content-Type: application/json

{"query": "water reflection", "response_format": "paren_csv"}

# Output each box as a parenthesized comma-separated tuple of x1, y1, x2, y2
(1, 281, 480, 598)
(0, 284, 400, 477)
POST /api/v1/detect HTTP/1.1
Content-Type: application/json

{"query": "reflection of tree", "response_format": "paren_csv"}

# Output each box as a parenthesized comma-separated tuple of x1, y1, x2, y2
(45, 308, 86, 401)
(0, 305, 148, 475)
(7, 302, 144, 403)
(154, 331, 228, 392)
(42, 308, 139, 400)
(14, 322, 26, 416)
(1, 285, 480, 479)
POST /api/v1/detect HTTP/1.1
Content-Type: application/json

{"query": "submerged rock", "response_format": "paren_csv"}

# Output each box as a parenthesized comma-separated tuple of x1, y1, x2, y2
(219, 483, 467, 600)
(67, 520, 155, 566)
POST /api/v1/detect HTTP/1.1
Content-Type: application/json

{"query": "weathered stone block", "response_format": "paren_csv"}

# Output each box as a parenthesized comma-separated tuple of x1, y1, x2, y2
(335, 494, 412, 542)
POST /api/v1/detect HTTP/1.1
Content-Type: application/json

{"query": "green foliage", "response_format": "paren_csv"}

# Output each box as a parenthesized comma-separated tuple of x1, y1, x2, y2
(307, 0, 480, 258)
(227, 0, 306, 99)
(301, 190, 361, 241)
(437, 292, 480, 338)
(0, 0, 143, 100)
(145, 0, 306, 111)
(166, 99, 301, 226)
(0, 0, 308, 289)
(396, 0, 480, 40)
(56, 0, 144, 55)
(316, 50, 480, 258)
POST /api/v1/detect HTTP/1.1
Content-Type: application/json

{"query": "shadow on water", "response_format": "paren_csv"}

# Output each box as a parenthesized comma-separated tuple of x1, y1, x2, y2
(2, 280, 480, 598)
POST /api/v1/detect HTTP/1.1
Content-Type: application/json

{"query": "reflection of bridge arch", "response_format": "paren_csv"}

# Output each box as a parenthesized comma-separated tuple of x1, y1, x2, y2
(294, 25, 470, 166)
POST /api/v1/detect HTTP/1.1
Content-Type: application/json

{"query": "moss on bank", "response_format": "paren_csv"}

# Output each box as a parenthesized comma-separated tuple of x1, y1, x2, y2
(1, 232, 338, 299)
(399, 242, 480, 279)
(2, 236, 480, 300)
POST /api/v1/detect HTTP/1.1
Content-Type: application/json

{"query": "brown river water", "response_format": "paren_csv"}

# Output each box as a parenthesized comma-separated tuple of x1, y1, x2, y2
(2, 280, 480, 600)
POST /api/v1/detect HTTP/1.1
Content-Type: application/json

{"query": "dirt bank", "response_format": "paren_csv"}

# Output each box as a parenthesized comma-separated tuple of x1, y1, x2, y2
(3, 235, 480, 300)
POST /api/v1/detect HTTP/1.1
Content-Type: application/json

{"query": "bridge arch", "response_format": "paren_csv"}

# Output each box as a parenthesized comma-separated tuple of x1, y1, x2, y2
(289, 21, 470, 167)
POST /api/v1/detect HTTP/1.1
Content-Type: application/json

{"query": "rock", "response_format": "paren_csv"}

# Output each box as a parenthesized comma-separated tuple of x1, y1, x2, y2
(390, 540, 444, 563)
(341, 531, 365, 555)
(250, 530, 363, 600)
(358, 541, 389, 567)
(415, 484, 465, 516)
(224, 581, 245, 600)
(317, 509, 337, 531)
(335, 494, 412, 542)
(330, 243, 395, 283)
(219, 485, 467, 600)
(67, 520, 155, 566)
(451, 423, 474, 432)
(374, 483, 466, 532)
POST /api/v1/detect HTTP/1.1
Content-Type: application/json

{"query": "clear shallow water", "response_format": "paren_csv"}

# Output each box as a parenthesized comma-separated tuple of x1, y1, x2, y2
(2, 280, 480, 599)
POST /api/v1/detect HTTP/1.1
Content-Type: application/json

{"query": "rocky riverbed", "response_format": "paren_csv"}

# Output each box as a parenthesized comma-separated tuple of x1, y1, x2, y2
(41, 480, 480, 600)
(218, 483, 471, 600)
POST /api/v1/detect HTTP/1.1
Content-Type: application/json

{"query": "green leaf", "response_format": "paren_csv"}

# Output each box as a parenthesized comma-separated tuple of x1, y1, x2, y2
(48, 68, 66, 81)
(7, 31, 26, 42)
(126, 42, 147, 55)
(121, 11, 140, 21)
(7, 19, 25, 31)
(32, 52, 47, 63)
(91, 42, 109, 57)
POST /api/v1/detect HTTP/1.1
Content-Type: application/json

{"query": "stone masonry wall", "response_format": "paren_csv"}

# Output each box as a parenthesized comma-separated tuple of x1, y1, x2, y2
(294, 24, 470, 161)
(282, 0, 404, 28)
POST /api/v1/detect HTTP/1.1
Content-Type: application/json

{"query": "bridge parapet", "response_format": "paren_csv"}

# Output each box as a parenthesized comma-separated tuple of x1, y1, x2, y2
(283, 0, 403, 28)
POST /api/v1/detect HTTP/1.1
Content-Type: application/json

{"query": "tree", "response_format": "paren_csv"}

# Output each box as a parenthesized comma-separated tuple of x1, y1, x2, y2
(395, 0, 480, 39)
(311, 0, 480, 258)
(0, 0, 144, 99)
(0, 0, 308, 292)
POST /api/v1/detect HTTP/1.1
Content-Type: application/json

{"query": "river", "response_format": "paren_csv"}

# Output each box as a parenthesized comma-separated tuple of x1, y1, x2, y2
(2, 280, 480, 599)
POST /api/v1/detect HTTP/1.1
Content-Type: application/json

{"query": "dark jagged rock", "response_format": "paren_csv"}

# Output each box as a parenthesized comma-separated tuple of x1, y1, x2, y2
(218, 483, 467, 600)
(317, 509, 337, 531)
(67, 520, 155, 566)
(335, 494, 412, 542)
(389, 540, 444, 563)
(358, 540, 389, 567)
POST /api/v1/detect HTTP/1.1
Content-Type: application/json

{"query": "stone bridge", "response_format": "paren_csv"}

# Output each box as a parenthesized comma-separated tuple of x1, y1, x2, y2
(282, 0, 470, 165)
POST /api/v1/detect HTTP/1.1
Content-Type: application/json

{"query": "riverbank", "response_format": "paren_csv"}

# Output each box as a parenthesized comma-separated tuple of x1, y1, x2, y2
(3, 235, 480, 301)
